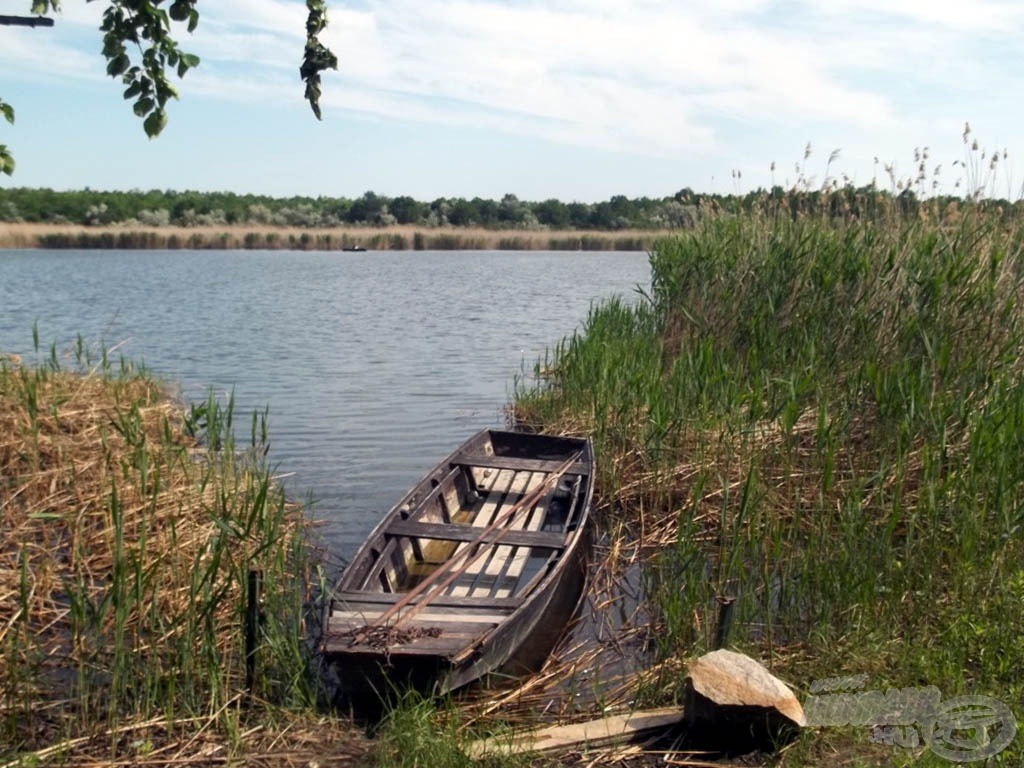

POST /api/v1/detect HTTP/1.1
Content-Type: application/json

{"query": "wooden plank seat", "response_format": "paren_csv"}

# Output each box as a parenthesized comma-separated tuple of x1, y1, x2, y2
(456, 454, 588, 475)
(330, 590, 524, 610)
(323, 617, 496, 656)
(384, 519, 567, 550)
(330, 607, 510, 626)
(325, 595, 516, 656)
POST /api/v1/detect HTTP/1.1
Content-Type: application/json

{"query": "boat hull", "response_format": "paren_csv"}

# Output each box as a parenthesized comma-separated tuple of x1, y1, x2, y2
(321, 429, 594, 703)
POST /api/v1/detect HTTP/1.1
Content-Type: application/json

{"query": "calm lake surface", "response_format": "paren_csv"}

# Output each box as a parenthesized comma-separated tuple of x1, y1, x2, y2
(0, 249, 650, 561)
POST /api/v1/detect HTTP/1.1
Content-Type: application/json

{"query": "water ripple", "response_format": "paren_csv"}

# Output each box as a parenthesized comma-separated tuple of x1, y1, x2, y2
(0, 249, 649, 557)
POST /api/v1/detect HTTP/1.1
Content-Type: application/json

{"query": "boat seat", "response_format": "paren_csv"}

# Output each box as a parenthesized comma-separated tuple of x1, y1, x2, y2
(454, 453, 587, 474)
(329, 590, 524, 610)
(329, 606, 510, 626)
(384, 519, 566, 549)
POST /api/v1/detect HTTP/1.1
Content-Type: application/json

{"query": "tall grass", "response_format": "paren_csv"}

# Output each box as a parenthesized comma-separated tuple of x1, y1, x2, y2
(0, 344, 316, 762)
(515, 204, 1024, 760)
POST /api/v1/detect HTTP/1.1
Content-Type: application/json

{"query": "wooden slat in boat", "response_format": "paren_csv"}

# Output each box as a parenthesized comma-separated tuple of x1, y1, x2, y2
(470, 469, 550, 599)
(440, 467, 520, 597)
(444, 467, 528, 597)
(326, 600, 513, 658)
(451, 469, 546, 598)
(330, 608, 510, 626)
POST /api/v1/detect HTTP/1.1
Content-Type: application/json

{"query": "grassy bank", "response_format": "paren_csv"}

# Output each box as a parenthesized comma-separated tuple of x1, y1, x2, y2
(514, 206, 1024, 763)
(0, 222, 664, 251)
(0, 344, 369, 766)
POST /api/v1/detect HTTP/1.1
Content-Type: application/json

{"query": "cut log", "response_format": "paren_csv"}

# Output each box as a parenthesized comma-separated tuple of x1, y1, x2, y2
(683, 649, 804, 752)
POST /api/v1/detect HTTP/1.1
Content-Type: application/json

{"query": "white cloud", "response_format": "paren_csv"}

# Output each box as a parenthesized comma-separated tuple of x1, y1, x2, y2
(816, 0, 1024, 33)
(0, 27, 100, 83)
(2, 0, 1021, 175)
(313, 0, 907, 155)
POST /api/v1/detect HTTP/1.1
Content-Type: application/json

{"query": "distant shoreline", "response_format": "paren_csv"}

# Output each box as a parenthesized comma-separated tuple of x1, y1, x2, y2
(0, 222, 670, 251)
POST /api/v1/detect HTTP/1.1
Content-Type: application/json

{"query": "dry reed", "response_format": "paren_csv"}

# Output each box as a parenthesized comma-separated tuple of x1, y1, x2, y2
(0, 222, 666, 252)
(0, 355, 365, 765)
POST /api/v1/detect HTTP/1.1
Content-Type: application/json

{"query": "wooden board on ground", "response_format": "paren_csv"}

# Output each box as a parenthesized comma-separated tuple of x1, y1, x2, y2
(465, 707, 684, 758)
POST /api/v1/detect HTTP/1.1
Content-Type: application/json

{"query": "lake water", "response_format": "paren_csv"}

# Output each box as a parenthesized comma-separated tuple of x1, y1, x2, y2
(0, 249, 650, 561)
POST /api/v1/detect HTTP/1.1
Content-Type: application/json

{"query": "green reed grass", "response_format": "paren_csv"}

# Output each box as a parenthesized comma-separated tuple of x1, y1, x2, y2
(515, 204, 1024, 762)
(370, 689, 530, 768)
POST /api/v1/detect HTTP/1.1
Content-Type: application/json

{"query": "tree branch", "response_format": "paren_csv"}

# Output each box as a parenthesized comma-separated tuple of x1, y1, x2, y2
(0, 15, 56, 27)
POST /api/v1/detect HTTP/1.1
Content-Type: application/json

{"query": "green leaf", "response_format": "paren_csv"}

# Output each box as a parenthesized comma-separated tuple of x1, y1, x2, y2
(0, 146, 14, 177)
(133, 97, 155, 117)
(102, 38, 123, 58)
(176, 53, 199, 78)
(107, 53, 130, 77)
(0, 102, 13, 125)
(143, 109, 167, 138)
(169, 0, 191, 22)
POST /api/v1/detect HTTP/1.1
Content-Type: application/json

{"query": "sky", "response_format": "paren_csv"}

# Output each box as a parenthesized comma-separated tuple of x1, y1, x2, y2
(1, 0, 1022, 202)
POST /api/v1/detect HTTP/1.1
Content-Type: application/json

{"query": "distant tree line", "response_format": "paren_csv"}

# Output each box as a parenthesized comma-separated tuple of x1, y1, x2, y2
(0, 188, 702, 229)
(0, 186, 1018, 230)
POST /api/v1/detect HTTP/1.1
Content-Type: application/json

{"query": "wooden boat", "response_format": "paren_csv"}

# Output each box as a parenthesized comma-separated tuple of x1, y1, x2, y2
(321, 429, 594, 700)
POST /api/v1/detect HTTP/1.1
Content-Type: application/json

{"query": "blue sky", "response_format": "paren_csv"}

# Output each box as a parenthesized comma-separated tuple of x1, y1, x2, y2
(1, 0, 1023, 202)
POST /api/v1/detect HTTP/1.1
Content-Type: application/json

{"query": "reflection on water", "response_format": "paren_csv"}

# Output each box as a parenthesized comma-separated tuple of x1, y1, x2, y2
(0, 248, 650, 559)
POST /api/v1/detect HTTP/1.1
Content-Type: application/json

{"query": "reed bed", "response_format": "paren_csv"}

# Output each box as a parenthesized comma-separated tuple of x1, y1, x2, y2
(0, 223, 665, 252)
(512, 204, 1024, 763)
(0, 344, 365, 766)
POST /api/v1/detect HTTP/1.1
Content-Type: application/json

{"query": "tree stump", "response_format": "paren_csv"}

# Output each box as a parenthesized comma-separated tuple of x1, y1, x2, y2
(683, 649, 805, 753)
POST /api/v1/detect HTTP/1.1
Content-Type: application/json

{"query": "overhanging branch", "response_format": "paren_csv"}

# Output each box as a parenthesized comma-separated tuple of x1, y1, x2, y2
(0, 15, 55, 27)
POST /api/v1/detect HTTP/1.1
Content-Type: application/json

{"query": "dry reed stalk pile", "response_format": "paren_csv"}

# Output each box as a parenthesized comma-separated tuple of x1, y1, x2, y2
(1, 367, 186, 703)
(0, 358, 365, 766)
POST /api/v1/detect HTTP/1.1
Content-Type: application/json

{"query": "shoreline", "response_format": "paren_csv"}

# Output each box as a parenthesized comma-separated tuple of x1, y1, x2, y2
(0, 222, 671, 251)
